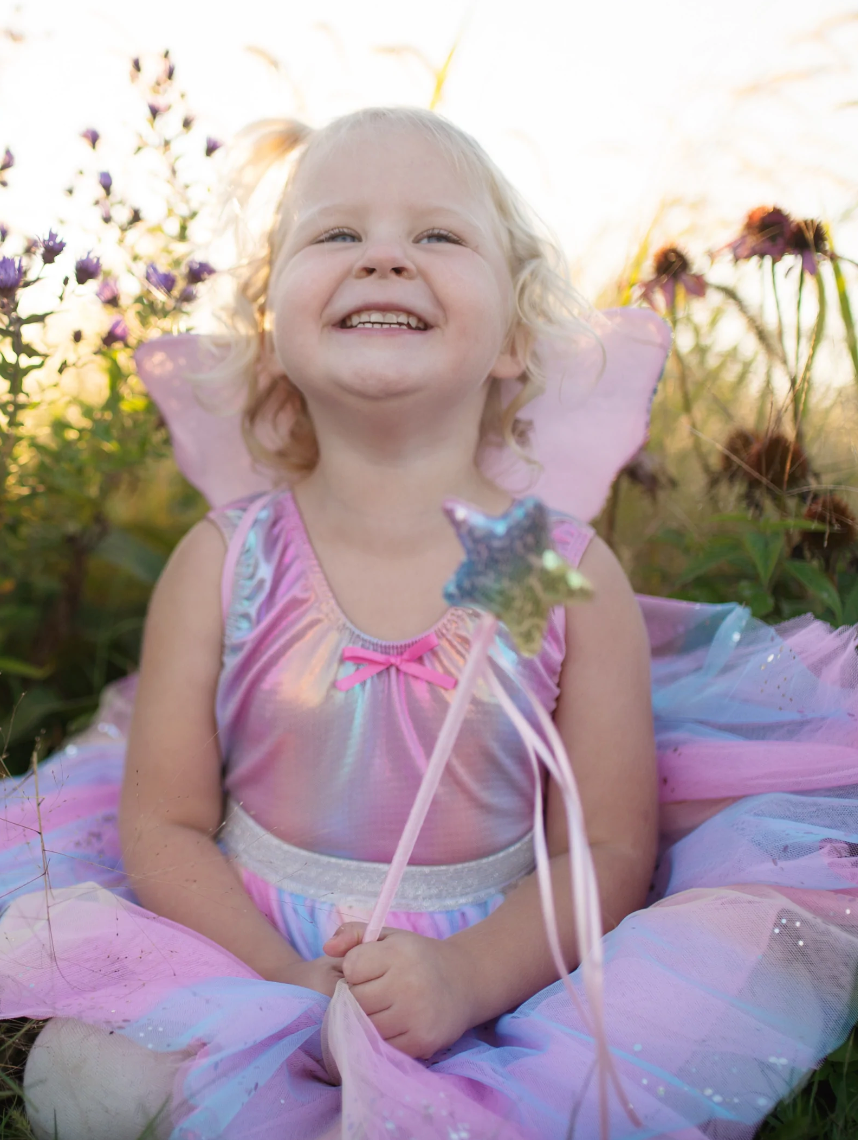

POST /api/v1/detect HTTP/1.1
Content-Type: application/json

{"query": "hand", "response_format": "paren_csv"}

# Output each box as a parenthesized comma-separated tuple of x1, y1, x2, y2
(277, 954, 345, 998)
(323, 922, 477, 1059)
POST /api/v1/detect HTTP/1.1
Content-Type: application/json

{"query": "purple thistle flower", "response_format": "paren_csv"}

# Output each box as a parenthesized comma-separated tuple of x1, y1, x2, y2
(182, 114, 195, 131)
(0, 149, 13, 173)
(81, 128, 100, 150)
(186, 259, 216, 285)
(147, 101, 168, 121)
(39, 230, 66, 264)
(0, 256, 24, 297)
(99, 200, 112, 224)
(74, 253, 102, 285)
(146, 262, 176, 295)
(0, 223, 8, 243)
(205, 136, 223, 157)
(98, 171, 113, 195)
(178, 285, 197, 305)
(96, 276, 120, 306)
(102, 317, 130, 348)
(131, 56, 141, 74)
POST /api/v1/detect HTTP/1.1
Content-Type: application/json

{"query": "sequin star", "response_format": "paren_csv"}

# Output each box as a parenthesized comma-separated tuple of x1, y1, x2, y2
(442, 496, 593, 656)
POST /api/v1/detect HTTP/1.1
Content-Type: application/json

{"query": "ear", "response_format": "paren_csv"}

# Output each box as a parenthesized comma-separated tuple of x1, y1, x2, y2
(491, 321, 529, 382)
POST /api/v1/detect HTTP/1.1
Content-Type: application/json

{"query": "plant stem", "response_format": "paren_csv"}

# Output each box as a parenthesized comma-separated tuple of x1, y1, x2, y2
(671, 310, 714, 481)
(769, 260, 792, 391)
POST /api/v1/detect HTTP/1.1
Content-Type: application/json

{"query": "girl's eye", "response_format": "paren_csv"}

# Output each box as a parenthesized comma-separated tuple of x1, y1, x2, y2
(317, 228, 358, 243)
(417, 229, 463, 244)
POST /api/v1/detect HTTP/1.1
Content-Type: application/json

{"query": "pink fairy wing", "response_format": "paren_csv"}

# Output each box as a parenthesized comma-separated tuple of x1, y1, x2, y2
(482, 306, 673, 521)
(135, 333, 274, 508)
(135, 308, 671, 516)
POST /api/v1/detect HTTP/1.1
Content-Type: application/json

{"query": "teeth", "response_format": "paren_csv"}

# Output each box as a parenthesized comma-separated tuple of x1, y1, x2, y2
(343, 309, 428, 330)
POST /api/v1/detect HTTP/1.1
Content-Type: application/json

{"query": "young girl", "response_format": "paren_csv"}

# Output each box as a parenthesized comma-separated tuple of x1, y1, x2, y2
(3, 107, 858, 1140)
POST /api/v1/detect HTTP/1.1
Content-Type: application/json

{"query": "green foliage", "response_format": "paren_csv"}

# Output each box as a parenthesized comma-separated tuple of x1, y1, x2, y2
(0, 52, 210, 773)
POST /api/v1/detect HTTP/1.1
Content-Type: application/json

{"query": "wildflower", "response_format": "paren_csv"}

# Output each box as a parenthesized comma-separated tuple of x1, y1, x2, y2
(131, 56, 141, 74)
(96, 276, 120, 306)
(0, 256, 24, 297)
(127, 206, 143, 226)
(186, 259, 215, 285)
(98, 171, 112, 195)
(81, 128, 100, 149)
(148, 101, 168, 121)
(746, 432, 808, 492)
(146, 263, 176, 294)
(640, 246, 706, 310)
(39, 230, 66, 264)
(182, 114, 195, 131)
(787, 219, 828, 276)
(802, 494, 857, 553)
(162, 60, 175, 82)
(0, 148, 13, 172)
(74, 253, 101, 284)
(72, 329, 82, 343)
(0, 223, 8, 243)
(205, 136, 223, 157)
(99, 200, 112, 224)
(720, 428, 757, 482)
(727, 207, 793, 264)
(179, 285, 197, 305)
(102, 317, 130, 348)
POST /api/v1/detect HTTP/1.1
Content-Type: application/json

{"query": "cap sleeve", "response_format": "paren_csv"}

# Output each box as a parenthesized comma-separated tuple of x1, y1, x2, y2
(550, 512, 596, 569)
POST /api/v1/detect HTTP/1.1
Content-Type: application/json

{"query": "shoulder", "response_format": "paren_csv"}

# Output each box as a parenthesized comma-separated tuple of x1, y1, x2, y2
(563, 534, 649, 663)
(147, 518, 226, 642)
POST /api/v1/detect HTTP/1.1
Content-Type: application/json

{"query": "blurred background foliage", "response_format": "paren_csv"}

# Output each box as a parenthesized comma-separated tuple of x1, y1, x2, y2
(0, 43, 857, 1140)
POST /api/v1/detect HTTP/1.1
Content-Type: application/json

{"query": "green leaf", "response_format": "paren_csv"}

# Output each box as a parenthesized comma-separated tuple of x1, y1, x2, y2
(742, 531, 784, 587)
(93, 528, 167, 585)
(0, 656, 54, 680)
(735, 580, 775, 617)
(708, 513, 827, 533)
(675, 537, 753, 585)
(782, 560, 844, 625)
(843, 577, 858, 625)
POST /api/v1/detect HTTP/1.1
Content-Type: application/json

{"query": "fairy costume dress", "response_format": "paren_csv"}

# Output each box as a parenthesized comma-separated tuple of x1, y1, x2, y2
(1, 307, 858, 1139)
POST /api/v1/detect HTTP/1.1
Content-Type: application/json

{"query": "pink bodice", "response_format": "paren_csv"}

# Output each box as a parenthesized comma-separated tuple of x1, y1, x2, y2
(209, 490, 593, 865)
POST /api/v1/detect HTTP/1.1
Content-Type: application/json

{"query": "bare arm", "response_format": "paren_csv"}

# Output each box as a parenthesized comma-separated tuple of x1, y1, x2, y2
(118, 519, 308, 984)
(444, 535, 659, 1020)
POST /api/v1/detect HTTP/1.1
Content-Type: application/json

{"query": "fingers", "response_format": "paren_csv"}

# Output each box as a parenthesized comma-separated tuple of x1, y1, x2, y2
(348, 977, 392, 1017)
(322, 921, 367, 958)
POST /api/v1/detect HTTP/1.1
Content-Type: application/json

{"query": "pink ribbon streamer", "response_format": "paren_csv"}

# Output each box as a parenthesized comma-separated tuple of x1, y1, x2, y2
(334, 631, 457, 692)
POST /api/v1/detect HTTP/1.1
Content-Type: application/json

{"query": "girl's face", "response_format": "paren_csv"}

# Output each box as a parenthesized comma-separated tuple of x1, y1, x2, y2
(267, 126, 524, 424)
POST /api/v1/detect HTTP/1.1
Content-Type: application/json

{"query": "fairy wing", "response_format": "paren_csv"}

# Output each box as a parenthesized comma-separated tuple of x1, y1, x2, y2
(135, 308, 672, 517)
(481, 306, 673, 521)
(135, 333, 273, 507)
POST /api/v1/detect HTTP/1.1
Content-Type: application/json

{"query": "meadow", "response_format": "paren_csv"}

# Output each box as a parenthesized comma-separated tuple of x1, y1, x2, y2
(0, 49, 857, 1139)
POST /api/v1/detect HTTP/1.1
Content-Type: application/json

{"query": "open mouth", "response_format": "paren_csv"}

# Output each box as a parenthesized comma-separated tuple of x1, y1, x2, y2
(337, 309, 430, 331)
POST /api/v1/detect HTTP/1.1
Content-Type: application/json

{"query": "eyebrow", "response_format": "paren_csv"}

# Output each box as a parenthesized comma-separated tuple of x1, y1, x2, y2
(289, 202, 490, 236)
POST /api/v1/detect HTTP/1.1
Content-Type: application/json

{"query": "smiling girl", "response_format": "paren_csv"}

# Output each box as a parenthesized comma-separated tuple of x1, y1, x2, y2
(4, 108, 858, 1140)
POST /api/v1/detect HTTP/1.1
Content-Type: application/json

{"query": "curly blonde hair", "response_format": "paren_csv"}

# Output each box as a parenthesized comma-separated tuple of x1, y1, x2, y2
(200, 106, 597, 480)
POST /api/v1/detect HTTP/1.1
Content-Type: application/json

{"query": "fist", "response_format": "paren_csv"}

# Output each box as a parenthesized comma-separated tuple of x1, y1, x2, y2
(323, 922, 476, 1059)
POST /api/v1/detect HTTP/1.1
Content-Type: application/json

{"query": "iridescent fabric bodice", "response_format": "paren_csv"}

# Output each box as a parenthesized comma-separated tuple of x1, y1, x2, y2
(209, 490, 593, 865)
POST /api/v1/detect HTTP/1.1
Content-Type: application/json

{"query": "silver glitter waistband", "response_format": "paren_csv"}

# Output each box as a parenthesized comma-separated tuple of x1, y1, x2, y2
(219, 799, 535, 912)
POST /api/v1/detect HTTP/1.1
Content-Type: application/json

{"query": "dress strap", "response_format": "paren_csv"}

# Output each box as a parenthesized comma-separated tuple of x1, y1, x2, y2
(219, 492, 278, 622)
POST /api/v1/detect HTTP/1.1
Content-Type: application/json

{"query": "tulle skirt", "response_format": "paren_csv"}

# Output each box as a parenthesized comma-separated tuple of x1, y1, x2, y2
(1, 597, 857, 1140)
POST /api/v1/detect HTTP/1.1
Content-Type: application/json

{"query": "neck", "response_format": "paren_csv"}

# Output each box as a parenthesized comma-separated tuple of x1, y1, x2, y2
(293, 393, 511, 544)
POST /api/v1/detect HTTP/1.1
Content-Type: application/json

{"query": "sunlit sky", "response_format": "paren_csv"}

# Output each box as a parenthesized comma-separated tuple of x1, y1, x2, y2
(0, 0, 857, 294)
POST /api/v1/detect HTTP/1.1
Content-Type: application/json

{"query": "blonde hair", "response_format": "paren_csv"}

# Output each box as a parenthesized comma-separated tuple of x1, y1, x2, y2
(202, 106, 597, 480)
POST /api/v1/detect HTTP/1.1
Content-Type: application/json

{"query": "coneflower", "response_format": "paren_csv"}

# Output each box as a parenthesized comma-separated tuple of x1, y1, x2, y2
(727, 207, 793, 263)
(745, 433, 809, 492)
(787, 219, 829, 276)
(639, 245, 706, 310)
(802, 494, 857, 554)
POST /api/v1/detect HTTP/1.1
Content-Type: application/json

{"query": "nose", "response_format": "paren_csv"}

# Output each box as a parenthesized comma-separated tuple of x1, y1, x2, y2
(353, 237, 416, 279)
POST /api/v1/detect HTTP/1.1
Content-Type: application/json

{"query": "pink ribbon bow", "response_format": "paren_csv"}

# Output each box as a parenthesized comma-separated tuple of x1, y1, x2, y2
(334, 631, 457, 692)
